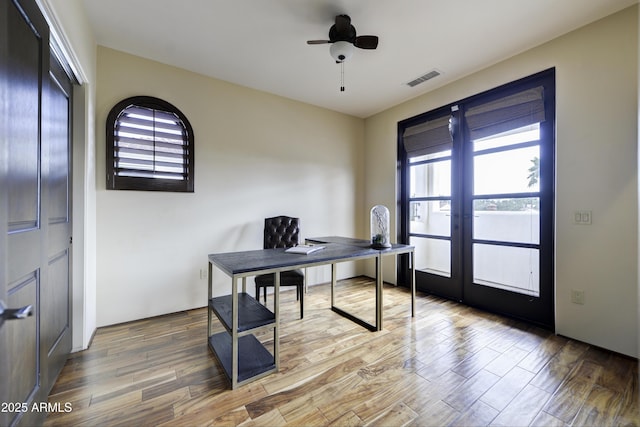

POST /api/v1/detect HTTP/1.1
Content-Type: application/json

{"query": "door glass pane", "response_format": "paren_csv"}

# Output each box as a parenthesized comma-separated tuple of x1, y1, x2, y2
(473, 244, 539, 297)
(474, 145, 539, 195)
(410, 236, 451, 277)
(473, 198, 539, 244)
(409, 201, 451, 237)
(410, 159, 451, 197)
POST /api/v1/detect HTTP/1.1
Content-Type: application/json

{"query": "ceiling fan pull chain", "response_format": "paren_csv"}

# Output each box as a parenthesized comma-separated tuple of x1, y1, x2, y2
(340, 61, 345, 92)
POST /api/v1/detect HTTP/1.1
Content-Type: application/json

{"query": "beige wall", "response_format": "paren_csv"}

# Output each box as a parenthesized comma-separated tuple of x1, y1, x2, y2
(364, 6, 638, 357)
(95, 47, 365, 326)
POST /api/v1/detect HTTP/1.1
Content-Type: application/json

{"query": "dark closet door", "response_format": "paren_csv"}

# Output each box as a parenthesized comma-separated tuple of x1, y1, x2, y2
(0, 1, 72, 425)
(43, 48, 73, 396)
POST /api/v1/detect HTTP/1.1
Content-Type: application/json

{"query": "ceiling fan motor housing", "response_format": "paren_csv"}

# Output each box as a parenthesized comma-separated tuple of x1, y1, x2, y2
(328, 20, 357, 42)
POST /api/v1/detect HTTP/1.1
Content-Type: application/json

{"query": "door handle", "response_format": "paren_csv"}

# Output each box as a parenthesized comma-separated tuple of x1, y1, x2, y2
(0, 300, 33, 320)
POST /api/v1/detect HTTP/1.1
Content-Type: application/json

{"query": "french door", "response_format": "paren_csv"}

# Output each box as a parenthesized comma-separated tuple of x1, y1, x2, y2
(398, 70, 555, 328)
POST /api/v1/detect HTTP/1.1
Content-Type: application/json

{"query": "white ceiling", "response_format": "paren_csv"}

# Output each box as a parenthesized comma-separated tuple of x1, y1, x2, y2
(82, 0, 637, 118)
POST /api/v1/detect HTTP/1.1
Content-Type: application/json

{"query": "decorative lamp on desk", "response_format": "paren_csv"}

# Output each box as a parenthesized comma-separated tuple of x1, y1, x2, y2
(370, 205, 391, 249)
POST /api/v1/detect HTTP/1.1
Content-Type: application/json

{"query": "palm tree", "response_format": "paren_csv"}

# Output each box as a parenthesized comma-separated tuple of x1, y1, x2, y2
(527, 156, 539, 188)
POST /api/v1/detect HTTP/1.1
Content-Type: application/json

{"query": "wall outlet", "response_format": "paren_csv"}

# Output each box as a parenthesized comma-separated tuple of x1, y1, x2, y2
(573, 210, 592, 225)
(571, 289, 585, 305)
(199, 268, 208, 280)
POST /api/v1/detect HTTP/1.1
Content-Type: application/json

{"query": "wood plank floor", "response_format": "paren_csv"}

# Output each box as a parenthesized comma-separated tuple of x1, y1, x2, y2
(45, 277, 639, 426)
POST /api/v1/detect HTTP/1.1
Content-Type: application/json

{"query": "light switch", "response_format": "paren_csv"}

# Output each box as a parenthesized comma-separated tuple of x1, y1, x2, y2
(571, 289, 585, 305)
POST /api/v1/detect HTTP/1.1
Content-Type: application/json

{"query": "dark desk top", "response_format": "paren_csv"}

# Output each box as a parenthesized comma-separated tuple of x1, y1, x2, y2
(307, 236, 414, 255)
(208, 242, 378, 276)
(208, 237, 414, 277)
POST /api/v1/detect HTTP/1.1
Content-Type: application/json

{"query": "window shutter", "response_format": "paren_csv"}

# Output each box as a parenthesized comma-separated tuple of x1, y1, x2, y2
(402, 115, 452, 158)
(465, 86, 545, 141)
(114, 106, 188, 180)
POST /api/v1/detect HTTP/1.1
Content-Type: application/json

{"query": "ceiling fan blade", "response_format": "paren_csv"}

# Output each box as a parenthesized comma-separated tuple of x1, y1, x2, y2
(307, 40, 331, 44)
(354, 35, 379, 49)
(335, 14, 351, 35)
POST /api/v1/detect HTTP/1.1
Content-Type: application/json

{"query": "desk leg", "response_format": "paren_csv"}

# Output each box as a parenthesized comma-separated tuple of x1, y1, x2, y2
(331, 263, 337, 308)
(208, 262, 213, 337)
(231, 276, 239, 389)
(411, 250, 416, 318)
(376, 255, 383, 331)
(304, 267, 308, 294)
(274, 272, 280, 371)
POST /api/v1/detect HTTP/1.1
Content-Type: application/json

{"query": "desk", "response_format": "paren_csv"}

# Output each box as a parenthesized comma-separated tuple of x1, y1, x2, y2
(207, 238, 414, 388)
(306, 236, 416, 332)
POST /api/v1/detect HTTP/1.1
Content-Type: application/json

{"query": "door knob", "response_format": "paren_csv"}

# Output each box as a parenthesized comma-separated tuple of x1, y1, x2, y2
(0, 300, 33, 320)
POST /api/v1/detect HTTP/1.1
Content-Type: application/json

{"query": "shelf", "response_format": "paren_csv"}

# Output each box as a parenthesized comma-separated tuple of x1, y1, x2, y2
(209, 292, 275, 333)
(208, 332, 276, 383)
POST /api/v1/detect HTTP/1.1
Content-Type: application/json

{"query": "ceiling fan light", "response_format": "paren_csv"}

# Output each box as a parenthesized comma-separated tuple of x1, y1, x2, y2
(330, 41, 354, 62)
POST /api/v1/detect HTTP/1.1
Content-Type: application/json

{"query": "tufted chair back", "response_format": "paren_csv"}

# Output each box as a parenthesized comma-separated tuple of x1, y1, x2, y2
(263, 216, 300, 249)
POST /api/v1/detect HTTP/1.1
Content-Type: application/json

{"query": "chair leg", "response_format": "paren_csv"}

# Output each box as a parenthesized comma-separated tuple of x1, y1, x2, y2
(299, 284, 304, 319)
(255, 285, 268, 304)
(257, 283, 303, 318)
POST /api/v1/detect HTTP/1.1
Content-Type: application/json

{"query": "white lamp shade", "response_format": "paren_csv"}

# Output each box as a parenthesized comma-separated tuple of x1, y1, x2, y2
(330, 41, 354, 62)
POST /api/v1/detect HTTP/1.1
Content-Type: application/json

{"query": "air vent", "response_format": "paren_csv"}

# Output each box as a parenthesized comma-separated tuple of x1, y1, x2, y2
(406, 70, 441, 87)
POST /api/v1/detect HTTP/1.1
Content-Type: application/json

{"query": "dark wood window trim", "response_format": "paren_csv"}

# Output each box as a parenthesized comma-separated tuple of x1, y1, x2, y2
(106, 96, 194, 192)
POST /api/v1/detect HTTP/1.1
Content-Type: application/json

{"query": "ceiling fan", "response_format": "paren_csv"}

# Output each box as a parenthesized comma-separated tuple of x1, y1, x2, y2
(307, 14, 379, 63)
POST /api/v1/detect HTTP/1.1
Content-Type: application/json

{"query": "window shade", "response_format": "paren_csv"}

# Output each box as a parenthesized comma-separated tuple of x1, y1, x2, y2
(402, 115, 452, 158)
(465, 86, 545, 141)
(114, 105, 188, 180)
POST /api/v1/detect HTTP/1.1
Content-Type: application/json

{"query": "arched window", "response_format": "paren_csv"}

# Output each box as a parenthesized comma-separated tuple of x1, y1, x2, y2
(106, 96, 194, 192)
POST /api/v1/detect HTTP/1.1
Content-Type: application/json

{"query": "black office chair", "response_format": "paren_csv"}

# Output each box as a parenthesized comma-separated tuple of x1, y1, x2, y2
(254, 216, 304, 319)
